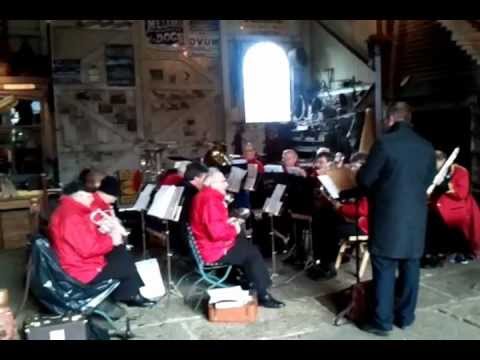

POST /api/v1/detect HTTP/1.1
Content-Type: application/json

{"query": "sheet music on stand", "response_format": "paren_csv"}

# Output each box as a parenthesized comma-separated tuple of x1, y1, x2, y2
(147, 185, 185, 222)
(244, 164, 258, 191)
(318, 175, 340, 200)
(133, 184, 156, 211)
(227, 166, 247, 193)
(265, 164, 284, 173)
(263, 184, 286, 216)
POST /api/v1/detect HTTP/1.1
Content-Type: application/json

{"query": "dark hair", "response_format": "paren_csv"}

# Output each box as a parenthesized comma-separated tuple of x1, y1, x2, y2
(63, 180, 86, 195)
(98, 176, 120, 198)
(350, 152, 368, 164)
(386, 102, 412, 122)
(78, 168, 91, 185)
(315, 150, 333, 162)
(184, 162, 209, 182)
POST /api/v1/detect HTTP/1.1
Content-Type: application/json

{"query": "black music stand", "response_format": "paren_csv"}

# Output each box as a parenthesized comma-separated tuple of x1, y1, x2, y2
(147, 185, 185, 300)
(119, 184, 156, 259)
(262, 184, 286, 279)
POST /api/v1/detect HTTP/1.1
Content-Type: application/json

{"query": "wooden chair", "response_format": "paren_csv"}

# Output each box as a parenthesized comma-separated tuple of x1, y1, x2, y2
(335, 235, 370, 280)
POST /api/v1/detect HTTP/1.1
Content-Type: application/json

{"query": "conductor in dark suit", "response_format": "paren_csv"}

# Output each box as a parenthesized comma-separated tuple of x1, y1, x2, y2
(357, 102, 436, 336)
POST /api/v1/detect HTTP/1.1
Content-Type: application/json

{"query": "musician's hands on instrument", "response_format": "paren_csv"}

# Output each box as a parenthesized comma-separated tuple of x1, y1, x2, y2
(110, 228, 124, 246)
(228, 217, 242, 234)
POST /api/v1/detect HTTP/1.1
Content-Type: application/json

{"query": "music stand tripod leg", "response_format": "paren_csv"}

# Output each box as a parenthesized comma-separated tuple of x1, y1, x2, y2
(141, 210, 147, 260)
(164, 222, 183, 301)
(269, 215, 279, 279)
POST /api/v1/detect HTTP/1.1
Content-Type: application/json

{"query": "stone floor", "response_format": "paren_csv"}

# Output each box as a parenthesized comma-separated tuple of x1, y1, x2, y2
(3, 248, 480, 340)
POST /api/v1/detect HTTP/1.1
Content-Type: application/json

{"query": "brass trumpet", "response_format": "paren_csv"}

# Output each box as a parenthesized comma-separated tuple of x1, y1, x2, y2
(90, 209, 130, 237)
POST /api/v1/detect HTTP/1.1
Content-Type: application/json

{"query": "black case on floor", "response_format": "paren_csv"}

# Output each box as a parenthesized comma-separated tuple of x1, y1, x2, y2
(23, 314, 88, 340)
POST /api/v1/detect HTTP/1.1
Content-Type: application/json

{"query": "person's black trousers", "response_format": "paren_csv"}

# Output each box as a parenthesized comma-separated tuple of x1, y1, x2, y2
(370, 255, 420, 331)
(92, 245, 144, 302)
(312, 210, 359, 269)
(220, 234, 272, 296)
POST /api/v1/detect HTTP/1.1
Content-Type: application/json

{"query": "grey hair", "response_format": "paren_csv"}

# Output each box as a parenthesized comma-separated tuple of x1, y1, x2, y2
(203, 167, 224, 187)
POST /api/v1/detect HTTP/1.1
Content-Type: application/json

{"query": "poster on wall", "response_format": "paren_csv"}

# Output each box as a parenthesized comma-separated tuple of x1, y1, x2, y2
(144, 20, 185, 48)
(240, 20, 288, 36)
(187, 20, 220, 56)
(105, 45, 135, 86)
(53, 59, 82, 84)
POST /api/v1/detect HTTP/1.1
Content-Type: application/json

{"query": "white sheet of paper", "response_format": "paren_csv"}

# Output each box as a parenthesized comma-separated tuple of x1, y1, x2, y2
(244, 164, 258, 191)
(271, 184, 286, 202)
(49, 329, 66, 341)
(147, 186, 173, 219)
(133, 184, 156, 211)
(264, 164, 284, 173)
(227, 166, 247, 193)
(136, 258, 166, 300)
(318, 175, 340, 199)
(207, 286, 251, 305)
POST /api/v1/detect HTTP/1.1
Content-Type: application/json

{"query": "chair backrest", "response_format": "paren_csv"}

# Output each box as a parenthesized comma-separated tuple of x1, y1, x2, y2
(185, 224, 207, 269)
(29, 235, 119, 315)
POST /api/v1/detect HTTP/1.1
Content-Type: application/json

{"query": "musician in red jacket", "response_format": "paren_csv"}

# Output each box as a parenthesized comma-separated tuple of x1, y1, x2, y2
(190, 167, 285, 309)
(243, 142, 265, 174)
(431, 151, 480, 258)
(308, 152, 369, 281)
(49, 178, 155, 308)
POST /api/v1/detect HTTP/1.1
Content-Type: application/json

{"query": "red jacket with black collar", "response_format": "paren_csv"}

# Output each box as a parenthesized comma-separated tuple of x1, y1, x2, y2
(49, 195, 114, 284)
(190, 186, 238, 264)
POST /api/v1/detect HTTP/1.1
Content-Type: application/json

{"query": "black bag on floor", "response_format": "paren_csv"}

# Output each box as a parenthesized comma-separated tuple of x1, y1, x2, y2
(28, 235, 119, 315)
(334, 280, 373, 326)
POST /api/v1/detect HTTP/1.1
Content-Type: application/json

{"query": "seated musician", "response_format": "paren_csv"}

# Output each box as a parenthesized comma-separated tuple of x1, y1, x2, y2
(145, 162, 209, 257)
(282, 149, 307, 177)
(243, 142, 265, 174)
(307, 152, 369, 281)
(334, 152, 346, 168)
(158, 161, 189, 186)
(190, 167, 285, 309)
(424, 150, 480, 264)
(49, 180, 155, 308)
(62, 168, 105, 195)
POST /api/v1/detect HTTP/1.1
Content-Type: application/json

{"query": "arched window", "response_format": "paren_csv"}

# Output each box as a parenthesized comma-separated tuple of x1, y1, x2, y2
(242, 42, 291, 124)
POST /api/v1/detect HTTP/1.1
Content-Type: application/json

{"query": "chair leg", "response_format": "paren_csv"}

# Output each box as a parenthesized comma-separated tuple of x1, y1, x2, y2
(175, 271, 195, 289)
(335, 242, 349, 270)
(184, 276, 204, 305)
(359, 248, 370, 279)
(202, 267, 233, 289)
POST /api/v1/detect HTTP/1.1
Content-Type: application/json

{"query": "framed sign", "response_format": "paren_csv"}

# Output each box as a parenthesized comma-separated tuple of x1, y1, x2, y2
(144, 20, 185, 48)
(53, 59, 82, 84)
(105, 44, 135, 87)
(240, 20, 288, 36)
(188, 20, 220, 56)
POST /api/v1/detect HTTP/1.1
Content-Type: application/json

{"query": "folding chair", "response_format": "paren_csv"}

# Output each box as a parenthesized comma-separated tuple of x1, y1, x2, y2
(335, 235, 370, 280)
(176, 225, 233, 310)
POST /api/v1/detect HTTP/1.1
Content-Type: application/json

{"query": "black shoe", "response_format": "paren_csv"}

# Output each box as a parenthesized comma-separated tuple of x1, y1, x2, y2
(96, 300, 126, 321)
(307, 265, 337, 281)
(360, 323, 390, 337)
(283, 255, 305, 269)
(258, 293, 285, 309)
(123, 294, 157, 308)
(421, 255, 443, 269)
(394, 320, 414, 330)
